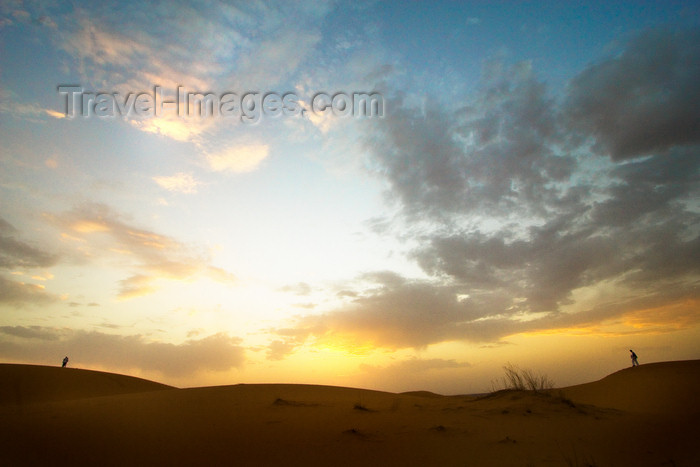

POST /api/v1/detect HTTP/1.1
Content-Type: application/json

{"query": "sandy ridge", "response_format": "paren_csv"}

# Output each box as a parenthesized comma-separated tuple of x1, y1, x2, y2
(1, 360, 698, 466)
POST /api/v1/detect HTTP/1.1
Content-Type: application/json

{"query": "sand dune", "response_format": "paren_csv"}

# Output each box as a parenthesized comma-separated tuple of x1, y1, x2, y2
(559, 359, 700, 413)
(1, 361, 698, 466)
(0, 364, 173, 406)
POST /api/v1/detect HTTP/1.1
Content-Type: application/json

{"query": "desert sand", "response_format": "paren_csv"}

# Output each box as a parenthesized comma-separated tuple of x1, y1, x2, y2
(1, 360, 699, 466)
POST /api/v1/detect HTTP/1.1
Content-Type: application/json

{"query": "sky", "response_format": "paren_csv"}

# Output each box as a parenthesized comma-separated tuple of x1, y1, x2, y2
(1, 0, 699, 394)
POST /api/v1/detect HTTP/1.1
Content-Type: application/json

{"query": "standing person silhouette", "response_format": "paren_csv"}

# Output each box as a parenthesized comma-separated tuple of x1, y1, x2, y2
(630, 350, 639, 367)
(62, 356, 69, 368)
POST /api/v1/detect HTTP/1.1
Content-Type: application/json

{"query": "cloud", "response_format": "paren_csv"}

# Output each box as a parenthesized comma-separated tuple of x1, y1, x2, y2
(621, 298, 700, 332)
(44, 109, 65, 119)
(47, 203, 235, 299)
(0, 88, 67, 122)
(364, 61, 568, 221)
(354, 357, 473, 394)
(279, 263, 700, 350)
(279, 282, 313, 296)
(0, 217, 58, 269)
(60, 8, 216, 91)
(49, 1, 332, 144)
(0, 217, 59, 306)
(565, 28, 700, 160)
(6, 1, 333, 185)
(273, 27, 700, 350)
(117, 274, 158, 300)
(153, 172, 201, 194)
(276, 274, 507, 349)
(0, 326, 245, 379)
(64, 16, 149, 68)
(0, 4, 57, 29)
(37, 15, 57, 28)
(360, 357, 471, 378)
(0, 275, 58, 306)
(361, 357, 471, 377)
(266, 340, 297, 361)
(0, 325, 60, 340)
(131, 117, 213, 143)
(205, 144, 269, 173)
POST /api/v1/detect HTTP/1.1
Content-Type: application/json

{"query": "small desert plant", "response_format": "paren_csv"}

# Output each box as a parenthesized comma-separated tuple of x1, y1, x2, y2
(557, 391, 577, 408)
(492, 363, 554, 393)
(353, 403, 376, 412)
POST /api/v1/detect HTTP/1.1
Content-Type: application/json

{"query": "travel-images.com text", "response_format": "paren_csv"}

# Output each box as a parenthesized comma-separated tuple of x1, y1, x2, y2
(58, 86, 384, 124)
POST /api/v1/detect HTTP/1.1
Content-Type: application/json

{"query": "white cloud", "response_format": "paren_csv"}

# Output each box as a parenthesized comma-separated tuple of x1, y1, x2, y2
(131, 117, 212, 143)
(52, 2, 333, 145)
(205, 144, 270, 173)
(153, 172, 201, 194)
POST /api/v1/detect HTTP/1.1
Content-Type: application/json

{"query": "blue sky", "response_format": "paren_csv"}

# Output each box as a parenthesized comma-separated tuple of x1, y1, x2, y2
(1, 0, 699, 393)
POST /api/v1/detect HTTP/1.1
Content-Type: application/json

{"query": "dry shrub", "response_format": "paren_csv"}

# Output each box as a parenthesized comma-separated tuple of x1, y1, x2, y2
(493, 363, 554, 393)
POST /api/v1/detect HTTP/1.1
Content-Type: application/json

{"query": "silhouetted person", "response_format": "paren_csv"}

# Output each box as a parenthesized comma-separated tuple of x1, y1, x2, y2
(630, 350, 638, 367)
(62, 356, 69, 368)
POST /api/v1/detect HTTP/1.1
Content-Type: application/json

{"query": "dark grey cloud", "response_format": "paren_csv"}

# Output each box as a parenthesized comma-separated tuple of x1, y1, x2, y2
(277, 27, 700, 350)
(0, 326, 245, 379)
(591, 147, 700, 227)
(279, 264, 698, 350)
(280, 274, 524, 348)
(565, 28, 700, 160)
(364, 61, 573, 221)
